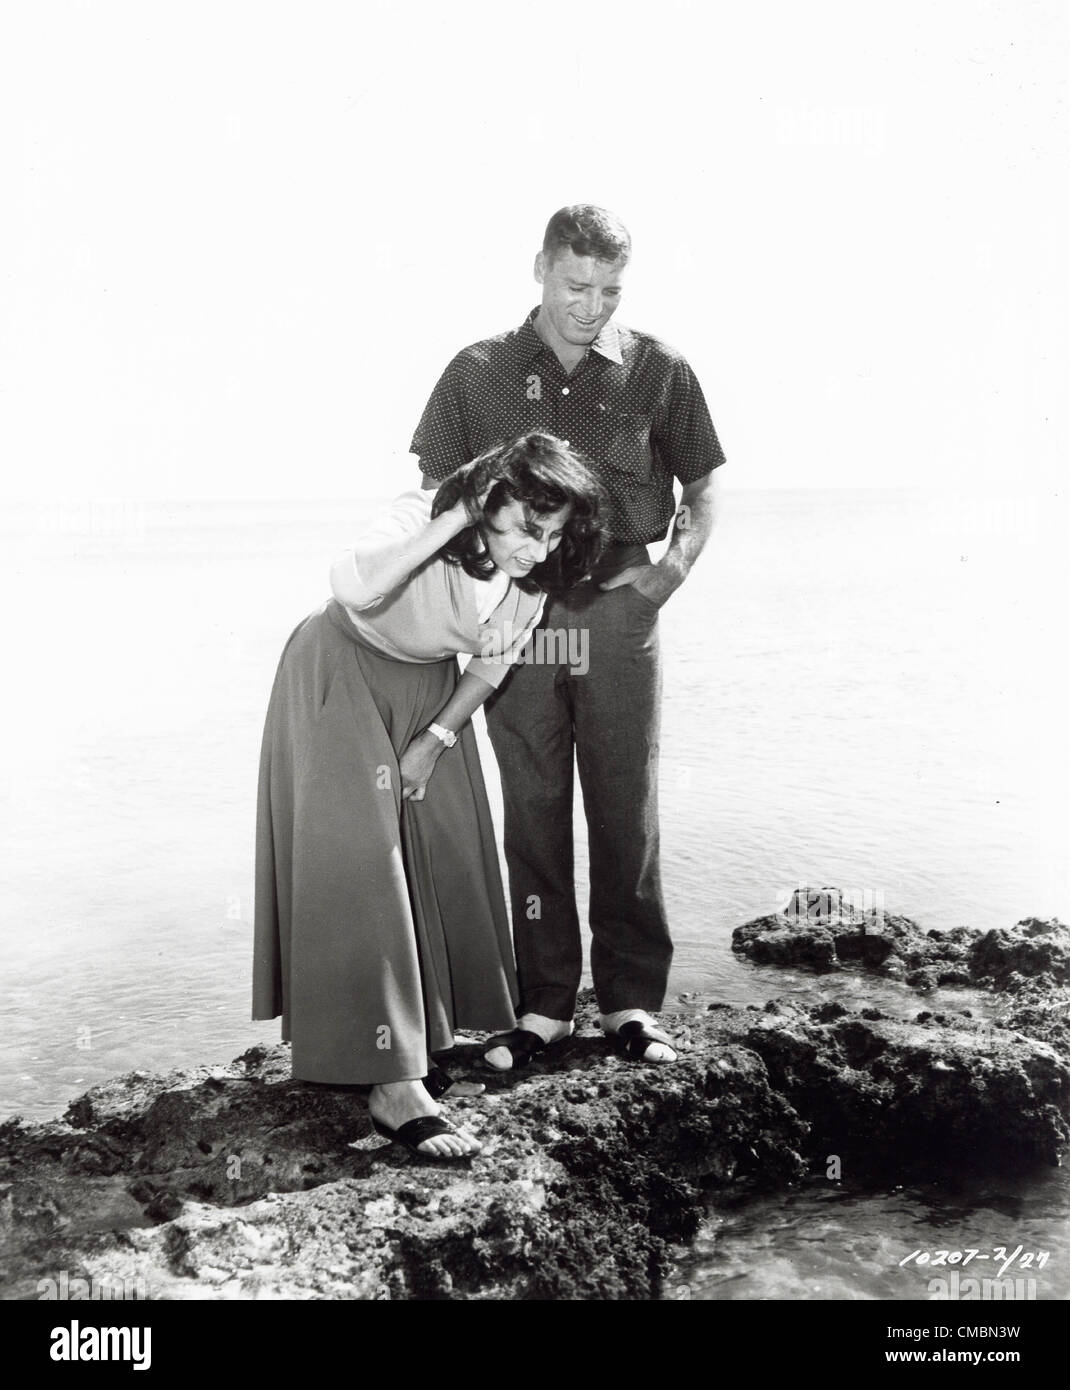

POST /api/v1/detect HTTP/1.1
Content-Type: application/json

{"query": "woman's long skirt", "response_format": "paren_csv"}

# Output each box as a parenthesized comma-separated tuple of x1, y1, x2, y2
(252, 599, 519, 1084)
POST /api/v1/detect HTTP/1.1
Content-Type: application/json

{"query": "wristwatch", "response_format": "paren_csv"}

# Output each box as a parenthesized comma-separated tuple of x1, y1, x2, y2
(427, 722, 457, 748)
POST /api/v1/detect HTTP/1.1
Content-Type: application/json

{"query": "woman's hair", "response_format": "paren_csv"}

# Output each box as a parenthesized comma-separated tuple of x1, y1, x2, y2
(431, 432, 606, 594)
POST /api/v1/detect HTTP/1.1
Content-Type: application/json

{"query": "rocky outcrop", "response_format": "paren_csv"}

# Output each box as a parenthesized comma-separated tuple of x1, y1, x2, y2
(733, 998, 1068, 1173)
(3, 955, 1068, 1301)
(733, 892, 1069, 996)
(1, 1002, 806, 1301)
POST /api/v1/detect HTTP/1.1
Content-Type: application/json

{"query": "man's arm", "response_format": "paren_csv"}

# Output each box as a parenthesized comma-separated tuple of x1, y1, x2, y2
(600, 467, 722, 604)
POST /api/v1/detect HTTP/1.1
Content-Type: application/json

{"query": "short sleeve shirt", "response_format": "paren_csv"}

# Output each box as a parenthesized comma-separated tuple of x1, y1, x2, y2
(410, 309, 726, 545)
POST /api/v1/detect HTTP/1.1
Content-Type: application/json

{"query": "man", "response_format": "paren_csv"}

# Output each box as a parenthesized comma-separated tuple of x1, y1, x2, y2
(410, 205, 725, 1067)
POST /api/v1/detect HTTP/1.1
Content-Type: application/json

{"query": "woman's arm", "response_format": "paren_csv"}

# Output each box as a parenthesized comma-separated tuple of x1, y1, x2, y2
(330, 493, 471, 609)
(399, 668, 496, 801)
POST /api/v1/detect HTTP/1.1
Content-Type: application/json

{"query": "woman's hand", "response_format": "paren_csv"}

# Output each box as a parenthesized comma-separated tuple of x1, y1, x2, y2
(445, 476, 497, 533)
(399, 731, 445, 802)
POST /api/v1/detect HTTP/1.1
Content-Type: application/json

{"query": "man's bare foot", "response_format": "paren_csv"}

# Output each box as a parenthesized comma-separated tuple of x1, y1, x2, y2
(368, 1079, 481, 1159)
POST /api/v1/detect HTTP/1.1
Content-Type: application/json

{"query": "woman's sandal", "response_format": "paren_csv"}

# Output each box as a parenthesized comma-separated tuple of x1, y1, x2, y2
(610, 1019, 679, 1063)
(423, 1064, 485, 1099)
(481, 1028, 549, 1070)
(370, 1114, 476, 1160)
(423, 1065, 455, 1099)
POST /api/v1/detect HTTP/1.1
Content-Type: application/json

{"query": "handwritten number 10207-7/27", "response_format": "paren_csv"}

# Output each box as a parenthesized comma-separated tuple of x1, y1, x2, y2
(899, 1247, 1049, 1277)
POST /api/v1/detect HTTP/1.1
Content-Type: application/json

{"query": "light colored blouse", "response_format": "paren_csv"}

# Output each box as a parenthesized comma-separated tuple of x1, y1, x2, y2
(333, 490, 545, 689)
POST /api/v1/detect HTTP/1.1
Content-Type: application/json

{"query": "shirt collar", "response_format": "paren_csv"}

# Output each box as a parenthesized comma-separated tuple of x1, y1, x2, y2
(590, 318, 623, 364)
(517, 308, 625, 367)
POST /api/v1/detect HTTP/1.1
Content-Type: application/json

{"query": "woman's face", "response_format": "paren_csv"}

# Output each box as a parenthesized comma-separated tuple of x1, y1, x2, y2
(481, 498, 572, 579)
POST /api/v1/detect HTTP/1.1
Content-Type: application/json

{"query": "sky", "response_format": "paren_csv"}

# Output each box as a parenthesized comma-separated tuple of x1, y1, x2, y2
(1, 0, 1066, 500)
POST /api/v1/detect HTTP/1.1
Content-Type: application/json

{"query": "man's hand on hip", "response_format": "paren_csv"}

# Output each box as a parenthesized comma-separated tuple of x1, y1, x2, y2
(598, 561, 683, 608)
(598, 471, 721, 608)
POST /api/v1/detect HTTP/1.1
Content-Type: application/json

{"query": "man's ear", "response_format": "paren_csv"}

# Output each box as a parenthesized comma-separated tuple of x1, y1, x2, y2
(534, 250, 546, 285)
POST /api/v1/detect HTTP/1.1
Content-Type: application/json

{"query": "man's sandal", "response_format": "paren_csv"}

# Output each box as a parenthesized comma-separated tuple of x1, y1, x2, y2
(482, 1028, 549, 1071)
(370, 1114, 475, 1160)
(610, 1019, 679, 1063)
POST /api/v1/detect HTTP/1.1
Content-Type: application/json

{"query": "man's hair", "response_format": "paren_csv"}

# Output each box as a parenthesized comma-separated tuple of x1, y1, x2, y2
(431, 432, 606, 595)
(541, 204, 631, 267)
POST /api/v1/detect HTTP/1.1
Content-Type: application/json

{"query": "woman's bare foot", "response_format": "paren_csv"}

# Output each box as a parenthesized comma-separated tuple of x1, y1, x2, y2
(368, 1079, 481, 1159)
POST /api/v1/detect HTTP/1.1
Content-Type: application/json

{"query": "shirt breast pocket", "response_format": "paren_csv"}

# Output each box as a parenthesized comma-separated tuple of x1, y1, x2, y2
(598, 408, 653, 482)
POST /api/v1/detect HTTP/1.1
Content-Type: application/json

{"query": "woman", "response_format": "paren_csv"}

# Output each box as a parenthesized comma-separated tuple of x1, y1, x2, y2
(252, 432, 604, 1160)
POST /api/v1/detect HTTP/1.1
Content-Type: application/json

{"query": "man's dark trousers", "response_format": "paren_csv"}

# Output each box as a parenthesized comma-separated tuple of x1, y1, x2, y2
(484, 543, 671, 1020)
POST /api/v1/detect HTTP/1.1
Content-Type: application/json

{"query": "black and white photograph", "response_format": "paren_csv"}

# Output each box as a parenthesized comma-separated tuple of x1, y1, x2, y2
(1, 0, 1067, 1349)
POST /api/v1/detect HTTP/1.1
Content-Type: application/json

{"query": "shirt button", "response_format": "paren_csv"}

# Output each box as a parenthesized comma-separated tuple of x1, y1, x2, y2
(562, 440, 569, 447)
(561, 386, 570, 395)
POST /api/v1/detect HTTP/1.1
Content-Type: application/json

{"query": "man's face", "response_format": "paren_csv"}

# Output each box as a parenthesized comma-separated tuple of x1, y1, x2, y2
(534, 248, 626, 354)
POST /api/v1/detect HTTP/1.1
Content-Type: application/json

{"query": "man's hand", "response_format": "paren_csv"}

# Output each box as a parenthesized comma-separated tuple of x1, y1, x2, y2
(598, 472, 721, 608)
(598, 562, 682, 608)
(399, 731, 444, 801)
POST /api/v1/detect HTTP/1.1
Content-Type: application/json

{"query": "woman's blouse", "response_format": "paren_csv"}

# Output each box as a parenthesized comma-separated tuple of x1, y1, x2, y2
(333, 490, 545, 689)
